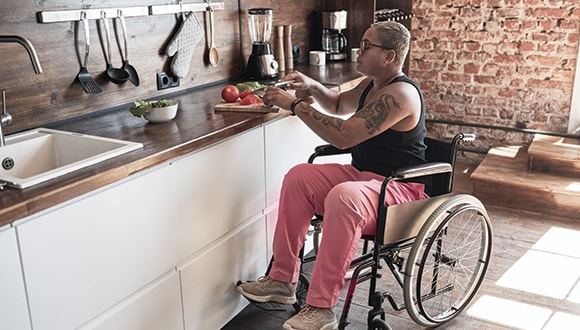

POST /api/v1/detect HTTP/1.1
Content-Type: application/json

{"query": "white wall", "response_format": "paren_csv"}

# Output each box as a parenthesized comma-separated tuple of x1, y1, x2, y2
(568, 26, 580, 134)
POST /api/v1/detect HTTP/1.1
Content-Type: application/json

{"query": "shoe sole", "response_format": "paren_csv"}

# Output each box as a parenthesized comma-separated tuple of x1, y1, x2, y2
(237, 285, 297, 305)
(282, 320, 338, 330)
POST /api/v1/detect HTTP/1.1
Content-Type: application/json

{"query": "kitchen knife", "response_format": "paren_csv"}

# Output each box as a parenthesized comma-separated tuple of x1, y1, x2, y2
(252, 80, 293, 97)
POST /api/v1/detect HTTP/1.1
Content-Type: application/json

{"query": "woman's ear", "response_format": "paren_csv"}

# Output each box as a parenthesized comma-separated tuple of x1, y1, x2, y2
(385, 49, 396, 64)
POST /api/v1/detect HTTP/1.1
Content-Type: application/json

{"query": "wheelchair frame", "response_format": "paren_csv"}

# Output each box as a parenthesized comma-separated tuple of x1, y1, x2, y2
(295, 133, 493, 329)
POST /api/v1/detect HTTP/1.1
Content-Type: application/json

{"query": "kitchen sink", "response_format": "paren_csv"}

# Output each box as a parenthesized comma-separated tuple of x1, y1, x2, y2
(0, 128, 143, 189)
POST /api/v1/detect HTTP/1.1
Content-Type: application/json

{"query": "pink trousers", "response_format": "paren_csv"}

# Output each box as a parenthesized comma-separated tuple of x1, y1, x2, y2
(268, 163, 428, 308)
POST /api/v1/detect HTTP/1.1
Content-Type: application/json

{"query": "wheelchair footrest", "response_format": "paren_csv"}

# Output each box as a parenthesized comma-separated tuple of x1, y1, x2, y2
(251, 301, 288, 311)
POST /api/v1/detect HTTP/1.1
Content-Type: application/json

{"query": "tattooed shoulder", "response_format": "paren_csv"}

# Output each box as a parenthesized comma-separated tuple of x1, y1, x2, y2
(354, 94, 401, 135)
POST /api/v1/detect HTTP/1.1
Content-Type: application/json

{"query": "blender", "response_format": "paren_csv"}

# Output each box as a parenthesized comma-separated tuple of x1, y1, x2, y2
(246, 8, 279, 81)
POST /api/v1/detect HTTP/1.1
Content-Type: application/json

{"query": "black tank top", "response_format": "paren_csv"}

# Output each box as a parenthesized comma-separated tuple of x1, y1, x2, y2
(351, 75, 428, 180)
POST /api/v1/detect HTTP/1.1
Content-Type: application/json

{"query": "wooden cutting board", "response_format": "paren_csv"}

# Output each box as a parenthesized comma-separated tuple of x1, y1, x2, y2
(214, 102, 280, 113)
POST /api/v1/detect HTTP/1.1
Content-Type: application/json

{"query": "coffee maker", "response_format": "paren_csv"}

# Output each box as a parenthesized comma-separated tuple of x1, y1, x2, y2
(246, 8, 279, 81)
(322, 10, 347, 61)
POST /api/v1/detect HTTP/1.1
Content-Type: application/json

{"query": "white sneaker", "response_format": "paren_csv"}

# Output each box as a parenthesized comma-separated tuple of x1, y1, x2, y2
(237, 276, 297, 304)
(283, 304, 338, 330)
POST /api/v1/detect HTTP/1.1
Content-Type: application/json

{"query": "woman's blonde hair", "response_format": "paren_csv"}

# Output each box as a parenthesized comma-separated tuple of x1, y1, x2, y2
(372, 21, 410, 66)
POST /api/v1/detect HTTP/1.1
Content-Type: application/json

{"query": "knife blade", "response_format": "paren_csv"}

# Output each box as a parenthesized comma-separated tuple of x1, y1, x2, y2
(252, 80, 293, 97)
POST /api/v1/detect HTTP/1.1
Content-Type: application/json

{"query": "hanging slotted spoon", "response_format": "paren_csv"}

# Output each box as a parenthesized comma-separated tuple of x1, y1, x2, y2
(118, 9, 140, 86)
(101, 11, 129, 84)
(76, 12, 102, 94)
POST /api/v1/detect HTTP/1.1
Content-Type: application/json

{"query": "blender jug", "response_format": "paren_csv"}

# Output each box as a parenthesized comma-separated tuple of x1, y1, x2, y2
(246, 8, 278, 80)
(248, 8, 273, 44)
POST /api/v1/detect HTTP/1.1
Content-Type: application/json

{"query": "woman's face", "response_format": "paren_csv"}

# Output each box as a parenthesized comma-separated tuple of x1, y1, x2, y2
(355, 27, 394, 75)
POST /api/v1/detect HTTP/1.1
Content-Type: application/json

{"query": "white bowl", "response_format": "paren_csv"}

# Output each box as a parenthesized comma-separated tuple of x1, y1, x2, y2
(144, 103, 178, 123)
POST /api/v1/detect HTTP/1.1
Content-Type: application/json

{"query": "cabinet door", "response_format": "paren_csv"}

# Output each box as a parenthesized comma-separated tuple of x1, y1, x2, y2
(264, 116, 325, 206)
(17, 164, 180, 330)
(264, 116, 350, 206)
(0, 227, 31, 330)
(80, 271, 182, 330)
(264, 205, 278, 261)
(180, 216, 268, 330)
(171, 127, 266, 261)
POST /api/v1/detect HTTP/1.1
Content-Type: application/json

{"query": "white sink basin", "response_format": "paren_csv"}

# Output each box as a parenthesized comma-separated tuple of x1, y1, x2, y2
(0, 128, 143, 189)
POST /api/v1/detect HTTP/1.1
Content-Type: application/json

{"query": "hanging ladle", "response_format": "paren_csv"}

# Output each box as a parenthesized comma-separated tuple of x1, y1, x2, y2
(118, 9, 140, 86)
(101, 11, 129, 84)
(206, 0, 219, 67)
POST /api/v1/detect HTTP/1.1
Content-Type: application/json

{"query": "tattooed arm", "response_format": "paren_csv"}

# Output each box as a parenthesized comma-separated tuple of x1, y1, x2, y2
(289, 81, 422, 149)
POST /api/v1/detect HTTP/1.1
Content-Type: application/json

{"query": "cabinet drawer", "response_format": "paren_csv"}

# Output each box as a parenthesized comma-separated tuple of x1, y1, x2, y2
(264, 117, 325, 206)
(171, 127, 266, 260)
(17, 163, 180, 330)
(80, 271, 182, 330)
(180, 216, 268, 330)
(0, 227, 31, 330)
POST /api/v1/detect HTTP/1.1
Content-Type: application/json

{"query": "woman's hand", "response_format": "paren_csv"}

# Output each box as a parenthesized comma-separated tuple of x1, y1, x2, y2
(280, 71, 316, 91)
(263, 86, 295, 110)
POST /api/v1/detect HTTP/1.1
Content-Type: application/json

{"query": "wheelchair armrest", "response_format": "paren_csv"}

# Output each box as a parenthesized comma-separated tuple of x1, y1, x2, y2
(391, 162, 452, 180)
(314, 144, 351, 155)
(308, 144, 351, 163)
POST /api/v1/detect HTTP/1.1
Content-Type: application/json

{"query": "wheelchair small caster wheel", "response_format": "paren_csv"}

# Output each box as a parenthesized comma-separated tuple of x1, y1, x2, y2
(370, 318, 392, 330)
(293, 273, 310, 313)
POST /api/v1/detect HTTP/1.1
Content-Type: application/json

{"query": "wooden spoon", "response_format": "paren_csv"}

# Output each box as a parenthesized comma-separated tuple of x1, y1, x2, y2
(207, 5, 219, 67)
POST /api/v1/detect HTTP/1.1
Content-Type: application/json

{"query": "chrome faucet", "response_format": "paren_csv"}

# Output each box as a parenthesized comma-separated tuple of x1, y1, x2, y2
(0, 35, 43, 74)
(0, 90, 12, 147)
(0, 35, 43, 147)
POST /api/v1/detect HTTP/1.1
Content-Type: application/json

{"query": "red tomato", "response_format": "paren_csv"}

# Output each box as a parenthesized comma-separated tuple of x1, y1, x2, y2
(238, 90, 253, 99)
(221, 85, 239, 103)
(239, 94, 263, 105)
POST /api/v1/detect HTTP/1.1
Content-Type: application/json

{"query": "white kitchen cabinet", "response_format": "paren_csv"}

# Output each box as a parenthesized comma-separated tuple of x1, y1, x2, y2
(0, 226, 31, 330)
(264, 205, 278, 261)
(264, 116, 350, 258)
(264, 115, 351, 207)
(180, 215, 268, 330)
(264, 116, 325, 206)
(79, 270, 183, 330)
(9, 120, 317, 330)
(264, 117, 325, 260)
(17, 163, 181, 330)
(171, 126, 265, 261)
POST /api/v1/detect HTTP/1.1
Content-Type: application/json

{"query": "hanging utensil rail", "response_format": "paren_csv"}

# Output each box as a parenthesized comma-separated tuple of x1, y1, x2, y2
(38, 7, 149, 23)
(150, 2, 224, 15)
(37, 2, 224, 23)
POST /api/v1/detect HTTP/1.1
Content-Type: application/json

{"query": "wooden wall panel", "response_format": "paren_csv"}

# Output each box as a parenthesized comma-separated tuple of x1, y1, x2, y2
(0, 0, 320, 134)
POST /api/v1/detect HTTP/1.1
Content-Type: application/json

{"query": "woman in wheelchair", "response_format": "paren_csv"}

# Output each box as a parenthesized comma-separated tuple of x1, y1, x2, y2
(238, 21, 432, 330)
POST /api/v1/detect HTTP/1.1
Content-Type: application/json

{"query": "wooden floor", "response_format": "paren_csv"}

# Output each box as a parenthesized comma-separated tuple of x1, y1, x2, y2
(222, 163, 580, 329)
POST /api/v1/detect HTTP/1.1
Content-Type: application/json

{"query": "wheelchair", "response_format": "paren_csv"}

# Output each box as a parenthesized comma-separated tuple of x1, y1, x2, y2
(264, 133, 493, 329)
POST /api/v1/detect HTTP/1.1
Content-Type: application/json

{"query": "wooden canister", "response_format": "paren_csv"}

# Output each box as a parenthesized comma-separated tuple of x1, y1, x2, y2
(274, 25, 285, 72)
(284, 25, 293, 71)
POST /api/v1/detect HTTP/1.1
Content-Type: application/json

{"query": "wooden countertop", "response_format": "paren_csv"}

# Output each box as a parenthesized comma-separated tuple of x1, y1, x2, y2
(0, 63, 363, 227)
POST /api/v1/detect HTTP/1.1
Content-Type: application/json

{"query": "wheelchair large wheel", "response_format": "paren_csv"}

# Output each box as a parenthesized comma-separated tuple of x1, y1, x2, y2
(403, 194, 492, 327)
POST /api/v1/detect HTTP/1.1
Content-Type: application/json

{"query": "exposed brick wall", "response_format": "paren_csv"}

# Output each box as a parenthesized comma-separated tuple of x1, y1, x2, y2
(410, 0, 580, 150)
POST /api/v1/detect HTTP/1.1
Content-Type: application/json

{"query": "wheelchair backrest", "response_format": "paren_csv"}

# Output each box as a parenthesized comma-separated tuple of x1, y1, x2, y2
(381, 133, 472, 245)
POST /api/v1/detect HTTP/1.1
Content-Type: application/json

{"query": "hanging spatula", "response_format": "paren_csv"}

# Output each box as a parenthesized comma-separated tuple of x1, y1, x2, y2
(76, 11, 102, 94)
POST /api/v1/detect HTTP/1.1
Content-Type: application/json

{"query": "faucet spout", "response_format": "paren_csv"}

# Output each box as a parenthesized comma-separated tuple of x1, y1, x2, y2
(0, 91, 12, 147)
(0, 35, 43, 74)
